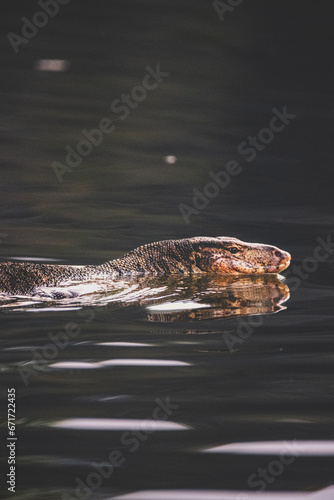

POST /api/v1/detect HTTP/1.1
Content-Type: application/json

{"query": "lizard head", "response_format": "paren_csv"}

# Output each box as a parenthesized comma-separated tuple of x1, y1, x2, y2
(189, 236, 291, 275)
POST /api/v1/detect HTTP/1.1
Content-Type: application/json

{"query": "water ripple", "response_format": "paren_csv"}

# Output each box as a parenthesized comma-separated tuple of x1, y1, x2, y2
(50, 359, 191, 369)
(204, 440, 334, 456)
(50, 418, 190, 431)
(108, 486, 334, 500)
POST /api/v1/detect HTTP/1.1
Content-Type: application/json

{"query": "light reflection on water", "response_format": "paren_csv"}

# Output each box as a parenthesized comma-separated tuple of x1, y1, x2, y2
(110, 487, 334, 500)
(204, 440, 334, 456)
(50, 418, 190, 431)
(49, 359, 191, 369)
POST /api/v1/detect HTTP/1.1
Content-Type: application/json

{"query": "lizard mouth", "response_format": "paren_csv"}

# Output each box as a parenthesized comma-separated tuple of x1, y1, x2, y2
(262, 251, 291, 274)
(211, 250, 291, 274)
(215, 250, 291, 274)
(277, 251, 291, 272)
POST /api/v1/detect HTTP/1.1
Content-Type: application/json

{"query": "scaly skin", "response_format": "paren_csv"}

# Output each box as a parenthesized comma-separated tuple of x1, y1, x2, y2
(0, 236, 291, 295)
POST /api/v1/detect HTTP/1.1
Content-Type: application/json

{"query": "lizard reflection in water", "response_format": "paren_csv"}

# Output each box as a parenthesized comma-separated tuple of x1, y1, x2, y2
(143, 274, 290, 322)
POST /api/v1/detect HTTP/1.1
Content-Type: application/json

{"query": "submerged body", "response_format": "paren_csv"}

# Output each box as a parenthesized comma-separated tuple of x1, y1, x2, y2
(0, 236, 291, 296)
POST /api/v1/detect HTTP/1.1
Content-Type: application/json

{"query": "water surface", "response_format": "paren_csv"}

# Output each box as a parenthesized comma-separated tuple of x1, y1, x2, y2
(1, 1, 334, 499)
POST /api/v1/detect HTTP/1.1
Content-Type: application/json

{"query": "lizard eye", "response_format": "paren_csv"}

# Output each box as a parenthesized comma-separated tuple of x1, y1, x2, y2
(229, 247, 239, 254)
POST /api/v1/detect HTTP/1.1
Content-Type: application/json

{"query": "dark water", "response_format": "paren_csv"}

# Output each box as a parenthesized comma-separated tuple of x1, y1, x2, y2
(1, 1, 334, 499)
